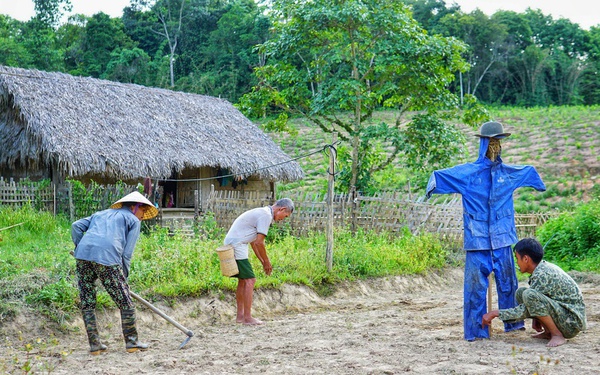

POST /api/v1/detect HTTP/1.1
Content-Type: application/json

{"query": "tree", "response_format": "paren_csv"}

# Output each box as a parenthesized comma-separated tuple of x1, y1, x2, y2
(516, 9, 589, 105)
(33, 0, 72, 28)
(79, 13, 136, 78)
(57, 14, 87, 75)
(153, 0, 188, 87)
(20, 18, 64, 71)
(239, 0, 469, 194)
(16, 0, 72, 71)
(104, 47, 152, 84)
(580, 26, 600, 104)
(405, 0, 459, 32)
(129, 0, 199, 87)
(192, 0, 270, 101)
(0, 15, 31, 67)
(435, 9, 509, 103)
(509, 44, 552, 106)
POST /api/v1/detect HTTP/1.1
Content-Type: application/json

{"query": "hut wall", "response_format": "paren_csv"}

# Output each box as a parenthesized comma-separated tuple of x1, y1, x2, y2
(0, 167, 47, 181)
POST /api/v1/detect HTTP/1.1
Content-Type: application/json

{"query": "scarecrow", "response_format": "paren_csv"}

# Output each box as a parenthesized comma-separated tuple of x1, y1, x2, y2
(426, 121, 546, 341)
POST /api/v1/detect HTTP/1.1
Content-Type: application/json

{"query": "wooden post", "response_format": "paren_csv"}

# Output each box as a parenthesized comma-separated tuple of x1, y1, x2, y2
(194, 189, 199, 217)
(53, 182, 56, 217)
(350, 186, 357, 234)
(68, 181, 74, 222)
(488, 273, 493, 337)
(326, 132, 337, 272)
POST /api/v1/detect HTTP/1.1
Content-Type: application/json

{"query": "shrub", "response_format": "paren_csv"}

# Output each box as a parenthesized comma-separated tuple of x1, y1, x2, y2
(537, 199, 600, 271)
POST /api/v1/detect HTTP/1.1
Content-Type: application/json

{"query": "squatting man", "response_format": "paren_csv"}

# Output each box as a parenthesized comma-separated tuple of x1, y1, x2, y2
(482, 238, 586, 347)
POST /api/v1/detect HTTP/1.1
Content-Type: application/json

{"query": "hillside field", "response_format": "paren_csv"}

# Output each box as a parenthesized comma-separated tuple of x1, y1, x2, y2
(269, 106, 600, 212)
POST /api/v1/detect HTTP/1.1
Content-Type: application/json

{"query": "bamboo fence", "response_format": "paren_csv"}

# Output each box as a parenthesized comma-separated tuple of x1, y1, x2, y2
(206, 189, 555, 244)
(1, 177, 555, 243)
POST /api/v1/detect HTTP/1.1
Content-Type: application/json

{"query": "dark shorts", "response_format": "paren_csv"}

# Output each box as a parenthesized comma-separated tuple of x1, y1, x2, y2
(233, 258, 255, 279)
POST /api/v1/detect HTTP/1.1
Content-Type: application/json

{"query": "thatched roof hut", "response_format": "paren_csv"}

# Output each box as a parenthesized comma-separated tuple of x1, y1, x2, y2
(0, 65, 303, 184)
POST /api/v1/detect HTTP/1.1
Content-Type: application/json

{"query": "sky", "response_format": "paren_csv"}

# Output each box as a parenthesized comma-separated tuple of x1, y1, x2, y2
(0, 0, 131, 22)
(0, 0, 598, 30)
(451, 0, 599, 30)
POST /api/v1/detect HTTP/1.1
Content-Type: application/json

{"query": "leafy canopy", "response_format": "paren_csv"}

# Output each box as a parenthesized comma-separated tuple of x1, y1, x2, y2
(239, 0, 472, 192)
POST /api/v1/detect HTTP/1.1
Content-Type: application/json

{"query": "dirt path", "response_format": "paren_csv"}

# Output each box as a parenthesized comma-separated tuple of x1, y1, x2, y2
(2, 268, 599, 374)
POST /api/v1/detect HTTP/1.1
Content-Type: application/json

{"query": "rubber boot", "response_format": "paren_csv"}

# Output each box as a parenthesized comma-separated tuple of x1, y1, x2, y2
(82, 309, 107, 355)
(121, 309, 149, 353)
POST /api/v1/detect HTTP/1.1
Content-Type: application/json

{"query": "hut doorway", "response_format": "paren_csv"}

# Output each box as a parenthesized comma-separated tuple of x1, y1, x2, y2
(160, 173, 177, 208)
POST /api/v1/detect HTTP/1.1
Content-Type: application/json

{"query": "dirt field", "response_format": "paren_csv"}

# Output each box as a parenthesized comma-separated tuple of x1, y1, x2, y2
(2, 267, 599, 374)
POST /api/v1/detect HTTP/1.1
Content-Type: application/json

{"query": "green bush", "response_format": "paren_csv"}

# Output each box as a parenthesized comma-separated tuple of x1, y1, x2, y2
(537, 199, 600, 271)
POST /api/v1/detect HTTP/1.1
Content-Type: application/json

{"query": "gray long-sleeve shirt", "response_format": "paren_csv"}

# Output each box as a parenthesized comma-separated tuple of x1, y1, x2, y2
(71, 207, 141, 278)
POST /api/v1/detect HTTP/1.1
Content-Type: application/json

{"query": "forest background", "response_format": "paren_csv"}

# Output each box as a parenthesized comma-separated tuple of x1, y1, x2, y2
(4, 0, 600, 195)
(3, 0, 599, 107)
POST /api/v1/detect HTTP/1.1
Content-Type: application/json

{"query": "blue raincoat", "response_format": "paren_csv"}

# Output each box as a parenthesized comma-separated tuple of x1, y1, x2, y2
(427, 136, 546, 340)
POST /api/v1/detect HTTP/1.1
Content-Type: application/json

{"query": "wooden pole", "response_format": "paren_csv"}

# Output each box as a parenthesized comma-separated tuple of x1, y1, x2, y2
(326, 132, 337, 272)
(488, 273, 493, 337)
(68, 181, 74, 222)
(53, 182, 56, 216)
(0, 222, 24, 231)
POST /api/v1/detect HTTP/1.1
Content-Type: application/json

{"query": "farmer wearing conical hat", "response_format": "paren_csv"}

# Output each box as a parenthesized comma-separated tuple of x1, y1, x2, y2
(426, 121, 546, 341)
(71, 191, 158, 355)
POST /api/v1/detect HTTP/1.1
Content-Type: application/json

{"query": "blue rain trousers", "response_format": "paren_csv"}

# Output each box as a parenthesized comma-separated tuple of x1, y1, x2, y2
(464, 248, 524, 340)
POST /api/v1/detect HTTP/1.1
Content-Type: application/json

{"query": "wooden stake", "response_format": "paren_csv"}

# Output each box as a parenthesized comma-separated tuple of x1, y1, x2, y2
(0, 222, 24, 231)
(488, 273, 493, 337)
(325, 132, 337, 272)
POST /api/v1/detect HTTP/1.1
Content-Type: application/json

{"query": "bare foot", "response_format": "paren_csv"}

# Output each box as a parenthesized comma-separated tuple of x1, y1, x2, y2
(547, 335, 567, 347)
(236, 311, 245, 323)
(243, 318, 264, 326)
(531, 331, 551, 340)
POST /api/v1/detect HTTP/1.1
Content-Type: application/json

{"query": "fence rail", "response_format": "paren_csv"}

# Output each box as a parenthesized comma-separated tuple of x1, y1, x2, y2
(0, 177, 137, 220)
(0, 177, 54, 211)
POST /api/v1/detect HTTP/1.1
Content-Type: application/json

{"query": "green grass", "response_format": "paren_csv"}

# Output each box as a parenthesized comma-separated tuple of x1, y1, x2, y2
(0, 205, 448, 323)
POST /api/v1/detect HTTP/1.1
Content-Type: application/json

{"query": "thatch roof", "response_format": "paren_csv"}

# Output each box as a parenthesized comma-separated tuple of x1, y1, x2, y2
(0, 65, 303, 182)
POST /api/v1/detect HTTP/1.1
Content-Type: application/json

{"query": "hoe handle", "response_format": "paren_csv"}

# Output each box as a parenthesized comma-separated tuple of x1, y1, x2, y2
(130, 291, 194, 338)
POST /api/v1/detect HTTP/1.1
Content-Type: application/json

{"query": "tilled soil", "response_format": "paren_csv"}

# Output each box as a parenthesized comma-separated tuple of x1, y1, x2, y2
(2, 268, 599, 374)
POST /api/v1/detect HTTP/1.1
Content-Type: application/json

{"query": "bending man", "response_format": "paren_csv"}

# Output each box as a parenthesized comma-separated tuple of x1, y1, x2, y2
(224, 198, 294, 325)
(72, 191, 158, 355)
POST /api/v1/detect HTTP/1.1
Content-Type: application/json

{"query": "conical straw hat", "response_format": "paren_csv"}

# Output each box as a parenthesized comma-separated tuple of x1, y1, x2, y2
(110, 191, 158, 220)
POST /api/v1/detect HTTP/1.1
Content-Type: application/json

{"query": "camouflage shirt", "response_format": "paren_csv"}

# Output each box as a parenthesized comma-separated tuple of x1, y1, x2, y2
(499, 261, 586, 336)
